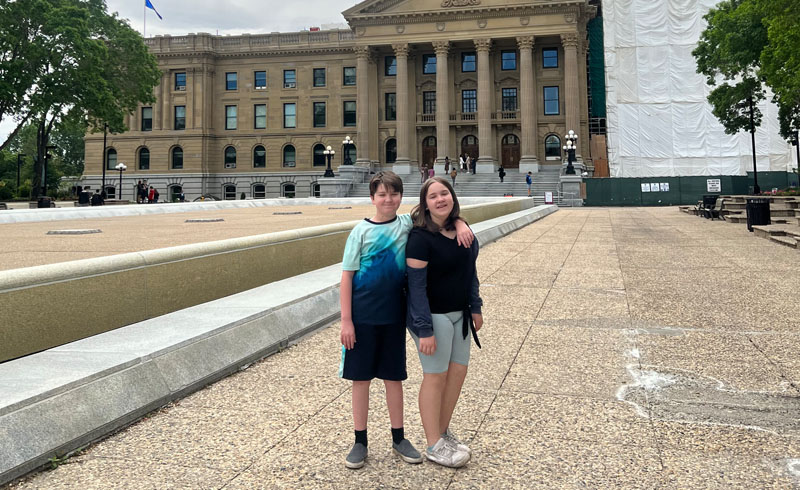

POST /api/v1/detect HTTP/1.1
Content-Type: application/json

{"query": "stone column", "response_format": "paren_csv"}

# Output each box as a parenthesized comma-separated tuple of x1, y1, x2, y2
(433, 41, 450, 170)
(392, 43, 411, 175)
(355, 46, 372, 167)
(562, 33, 582, 162)
(161, 71, 170, 130)
(517, 36, 540, 173)
(475, 38, 495, 174)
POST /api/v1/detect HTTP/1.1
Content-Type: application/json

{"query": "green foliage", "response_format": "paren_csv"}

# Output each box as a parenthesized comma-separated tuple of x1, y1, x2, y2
(0, 182, 11, 200)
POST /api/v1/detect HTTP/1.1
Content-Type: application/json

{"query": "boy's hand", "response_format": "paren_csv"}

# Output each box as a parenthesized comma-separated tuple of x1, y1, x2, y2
(419, 336, 437, 356)
(454, 220, 474, 248)
(472, 313, 483, 332)
(341, 320, 356, 350)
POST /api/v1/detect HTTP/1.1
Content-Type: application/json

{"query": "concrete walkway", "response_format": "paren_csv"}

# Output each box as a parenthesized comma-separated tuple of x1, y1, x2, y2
(8, 207, 800, 488)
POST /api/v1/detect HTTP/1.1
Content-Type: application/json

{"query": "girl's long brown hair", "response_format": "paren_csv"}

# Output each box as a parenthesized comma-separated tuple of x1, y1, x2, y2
(410, 176, 462, 232)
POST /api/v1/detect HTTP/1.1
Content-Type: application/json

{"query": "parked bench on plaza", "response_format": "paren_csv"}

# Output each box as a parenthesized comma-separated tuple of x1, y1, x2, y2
(0, 203, 7, 210)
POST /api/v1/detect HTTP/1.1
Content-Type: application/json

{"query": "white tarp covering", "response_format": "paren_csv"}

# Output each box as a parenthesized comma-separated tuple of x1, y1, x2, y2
(603, 0, 796, 177)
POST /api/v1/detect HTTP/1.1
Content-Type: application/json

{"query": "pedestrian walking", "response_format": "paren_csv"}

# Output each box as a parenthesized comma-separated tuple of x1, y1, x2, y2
(420, 164, 428, 184)
(498, 166, 506, 183)
(444, 156, 450, 173)
(450, 166, 458, 186)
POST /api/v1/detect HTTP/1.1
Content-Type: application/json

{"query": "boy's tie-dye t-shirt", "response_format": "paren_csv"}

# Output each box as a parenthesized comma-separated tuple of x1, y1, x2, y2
(341, 214, 413, 326)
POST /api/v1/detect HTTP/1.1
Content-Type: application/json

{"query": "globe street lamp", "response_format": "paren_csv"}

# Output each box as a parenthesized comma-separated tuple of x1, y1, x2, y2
(114, 162, 127, 200)
(323, 146, 335, 178)
(342, 135, 353, 165)
(562, 130, 578, 175)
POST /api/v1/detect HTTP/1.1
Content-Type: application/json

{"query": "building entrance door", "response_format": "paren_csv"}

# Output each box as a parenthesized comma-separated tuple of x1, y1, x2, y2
(501, 134, 521, 168)
(460, 135, 478, 161)
(422, 136, 437, 169)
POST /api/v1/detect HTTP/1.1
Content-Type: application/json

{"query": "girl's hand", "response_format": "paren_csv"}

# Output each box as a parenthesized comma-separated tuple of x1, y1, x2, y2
(472, 313, 483, 331)
(419, 336, 437, 356)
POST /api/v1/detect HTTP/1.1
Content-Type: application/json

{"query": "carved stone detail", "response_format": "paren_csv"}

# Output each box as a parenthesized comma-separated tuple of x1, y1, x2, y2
(356, 27, 366, 37)
(354, 45, 372, 59)
(436, 22, 446, 31)
(561, 33, 579, 48)
(477, 19, 487, 29)
(396, 25, 405, 34)
(441, 0, 480, 7)
(564, 12, 577, 24)
(474, 38, 492, 53)
(392, 43, 409, 58)
(520, 16, 530, 26)
(432, 41, 450, 56)
(516, 36, 534, 51)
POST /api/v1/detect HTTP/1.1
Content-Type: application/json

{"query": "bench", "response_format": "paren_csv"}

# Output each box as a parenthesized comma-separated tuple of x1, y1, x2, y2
(0, 203, 7, 210)
(703, 198, 726, 220)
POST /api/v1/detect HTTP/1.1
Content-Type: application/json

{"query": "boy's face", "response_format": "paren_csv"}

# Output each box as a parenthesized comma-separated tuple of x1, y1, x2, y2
(370, 183, 402, 217)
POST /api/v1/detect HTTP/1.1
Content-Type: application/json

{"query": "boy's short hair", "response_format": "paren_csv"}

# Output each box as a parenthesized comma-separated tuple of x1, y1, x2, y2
(369, 171, 404, 197)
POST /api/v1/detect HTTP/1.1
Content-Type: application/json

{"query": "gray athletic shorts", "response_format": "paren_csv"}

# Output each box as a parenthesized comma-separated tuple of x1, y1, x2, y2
(409, 311, 471, 374)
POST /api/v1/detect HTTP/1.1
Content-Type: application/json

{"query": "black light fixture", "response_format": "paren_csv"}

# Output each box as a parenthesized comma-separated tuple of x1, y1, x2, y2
(562, 130, 577, 175)
(114, 162, 127, 200)
(323, 146, 335, 178)
(342, 135, 353, 165)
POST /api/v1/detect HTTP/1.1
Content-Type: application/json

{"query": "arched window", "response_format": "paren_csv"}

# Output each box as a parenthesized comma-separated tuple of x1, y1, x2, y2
(253, 145, 266, 168)
(104, 185, 116, 199)
(343, 144, 356, 164)
(311, 183, 320, 197)
(385, 138, 397, 164)
(171, 147, 184, 169)
(281, 183, 296, 198)
(423, 136, 436, 147)
(138, 148, 150, 170)
(283, 145, 296, 167)
(545, 134, 561, 160)
(252, 183, 266, 199)
(223, 184, 236, 200)
(224, 146, 237, 168)
(313, 144, 326, 167)
(106, 149, 117, 170)
(169, 185, 183, 202)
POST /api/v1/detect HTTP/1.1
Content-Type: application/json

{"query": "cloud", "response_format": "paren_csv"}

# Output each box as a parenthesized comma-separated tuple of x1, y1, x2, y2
(109, 0, 357, 36)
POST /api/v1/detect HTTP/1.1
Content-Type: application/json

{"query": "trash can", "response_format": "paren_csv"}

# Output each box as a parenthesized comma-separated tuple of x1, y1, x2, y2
(745, 198, 771, 232)
(702, 195, 718, 208)
(37, 196, 52, 208)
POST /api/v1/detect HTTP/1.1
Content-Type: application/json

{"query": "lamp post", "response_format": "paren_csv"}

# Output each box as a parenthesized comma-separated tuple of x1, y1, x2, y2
(792, 130, 800, 183)
(323, 146, 336, 178)
(42, 145, 56, 196)
(562, 130, 578, 175)
(16, 153, 26, 190)
(342, 135, 353, 165)
(102, 123, 108, 192)
(115, 162, 127, 200)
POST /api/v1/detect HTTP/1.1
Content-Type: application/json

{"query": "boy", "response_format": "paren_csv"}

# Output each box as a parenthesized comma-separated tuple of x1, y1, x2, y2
(526, 171, 533, 197)
(339, 171, 472, 469)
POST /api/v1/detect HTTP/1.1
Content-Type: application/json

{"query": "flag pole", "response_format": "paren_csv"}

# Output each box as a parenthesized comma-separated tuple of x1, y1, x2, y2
(143, 1, 147, 38)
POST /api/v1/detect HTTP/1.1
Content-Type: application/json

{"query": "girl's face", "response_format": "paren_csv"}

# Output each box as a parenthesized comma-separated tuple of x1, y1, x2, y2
(425, 181, 453, 223)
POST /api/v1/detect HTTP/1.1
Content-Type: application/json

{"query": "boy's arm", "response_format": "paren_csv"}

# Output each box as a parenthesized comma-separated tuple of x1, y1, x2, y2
(454, 219, 474, 248)
(340, 270, 356, 350)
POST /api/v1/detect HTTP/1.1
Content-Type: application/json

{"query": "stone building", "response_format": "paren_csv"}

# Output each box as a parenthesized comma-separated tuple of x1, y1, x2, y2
(83, 0, 597, 200)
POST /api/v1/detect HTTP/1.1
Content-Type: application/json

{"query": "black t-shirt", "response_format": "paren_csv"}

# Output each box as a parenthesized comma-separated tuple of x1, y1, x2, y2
(406, 227, 473, 314)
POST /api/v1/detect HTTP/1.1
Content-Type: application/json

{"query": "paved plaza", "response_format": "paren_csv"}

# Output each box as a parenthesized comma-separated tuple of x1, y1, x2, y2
(6, 207, 800, 489)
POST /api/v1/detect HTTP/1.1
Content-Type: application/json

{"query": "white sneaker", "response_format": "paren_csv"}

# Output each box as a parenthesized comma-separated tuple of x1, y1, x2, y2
(442, 428, 472, 456)
(425, 437, 470, 468)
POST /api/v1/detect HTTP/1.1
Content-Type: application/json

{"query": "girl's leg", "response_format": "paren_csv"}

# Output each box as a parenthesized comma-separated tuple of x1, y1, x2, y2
(419, 372, 447, 447)
(384, 380, 404, 429)
(352, 380, 370, 431)
(438, 362, 468, 433)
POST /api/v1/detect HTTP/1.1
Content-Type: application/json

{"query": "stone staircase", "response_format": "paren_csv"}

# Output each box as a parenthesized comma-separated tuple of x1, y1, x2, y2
(720, 196, 800, 226)
(347, 167, 564, 204)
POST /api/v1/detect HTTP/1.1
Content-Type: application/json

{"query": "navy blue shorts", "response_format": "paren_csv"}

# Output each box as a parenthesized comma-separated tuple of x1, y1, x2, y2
(339, 323, 407, 381)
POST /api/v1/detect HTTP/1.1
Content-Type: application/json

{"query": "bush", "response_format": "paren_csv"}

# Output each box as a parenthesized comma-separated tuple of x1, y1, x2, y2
(16, 184, 31, 199)
(240, 192, 246, 200)
(0, 186, 12, 200)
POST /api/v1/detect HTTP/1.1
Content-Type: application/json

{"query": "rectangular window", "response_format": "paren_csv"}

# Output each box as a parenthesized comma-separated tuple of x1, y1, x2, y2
(343, 101, 356, 127)
(174, 105, 186, 130)
(385, 93, 396, 121)
(284, 103, 296, 128)
(462, 89, 477, 113)
(313, 68, 326, 87)
(174, 72, 186, 90)
(225, 72, 237, 90)
(543, 48, 558, 68)
(254, 70, 266, 89)
(544, 86, 559, 115)
(501, 50, 517, 70)
(313, 102, 326, 128)
(422, 54, 436, 74)
(343, 66, 356, 86)
(385, 56, 397, 76)
(283, 70, 296, 89)
(502, 88, 518, 111)
(461, 52, 476, 72)
(254, 104, 266, 129)
(423, 91, 436, 114)
(141, 107, 152, 131)
(225, 105, 237, 129)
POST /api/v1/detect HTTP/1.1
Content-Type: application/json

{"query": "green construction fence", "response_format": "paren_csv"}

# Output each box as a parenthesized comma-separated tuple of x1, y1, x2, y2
(584, 172, 797, 206)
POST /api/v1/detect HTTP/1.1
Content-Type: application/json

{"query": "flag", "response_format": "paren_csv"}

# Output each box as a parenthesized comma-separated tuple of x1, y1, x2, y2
(145, 0, 162, 20)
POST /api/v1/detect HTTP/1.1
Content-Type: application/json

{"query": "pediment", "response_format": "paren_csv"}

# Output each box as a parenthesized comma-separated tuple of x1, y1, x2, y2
(344, 0, 559, 19)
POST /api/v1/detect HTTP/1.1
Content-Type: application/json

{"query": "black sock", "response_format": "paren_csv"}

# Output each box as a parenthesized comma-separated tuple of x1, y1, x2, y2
(391, 427, 404, 444)
(355, 429, 367, 446)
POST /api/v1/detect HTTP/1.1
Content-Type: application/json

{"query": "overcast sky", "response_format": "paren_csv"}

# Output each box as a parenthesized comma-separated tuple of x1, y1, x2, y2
(111, 0, 358, 37)
(0, 1, 360, 143)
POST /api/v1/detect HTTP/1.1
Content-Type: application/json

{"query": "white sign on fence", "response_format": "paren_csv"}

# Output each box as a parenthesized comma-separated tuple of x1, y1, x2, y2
(707, 179, 721, 192)
(544, 191, 554, 204)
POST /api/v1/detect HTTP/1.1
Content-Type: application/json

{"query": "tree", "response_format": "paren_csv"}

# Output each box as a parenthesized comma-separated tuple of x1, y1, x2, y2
(0, 0, 161, 198)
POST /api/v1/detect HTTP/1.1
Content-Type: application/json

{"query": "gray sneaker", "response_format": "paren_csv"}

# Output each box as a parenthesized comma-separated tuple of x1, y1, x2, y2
(392, 438, 423, 464)
(443, 428, 472, 456)
(345, 442, 368, 469)
(425, 437, 470, 468)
